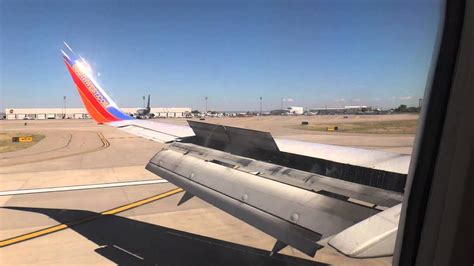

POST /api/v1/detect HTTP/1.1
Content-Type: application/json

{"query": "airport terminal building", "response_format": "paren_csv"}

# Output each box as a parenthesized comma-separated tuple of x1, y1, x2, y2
(4, 107, 192, 120)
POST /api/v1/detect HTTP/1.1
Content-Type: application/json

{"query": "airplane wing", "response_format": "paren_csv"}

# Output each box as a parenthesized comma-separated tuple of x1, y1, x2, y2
(109, 119, 194, 143)
(62, 43, 408, 258)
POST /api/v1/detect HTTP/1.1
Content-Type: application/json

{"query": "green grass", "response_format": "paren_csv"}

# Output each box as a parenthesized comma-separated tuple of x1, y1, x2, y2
(294, 119, 418, 134)
(0, 133, 45, 153)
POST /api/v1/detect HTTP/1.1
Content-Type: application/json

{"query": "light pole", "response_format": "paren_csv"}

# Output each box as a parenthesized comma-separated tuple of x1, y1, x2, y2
(281, 97, 283, 111)
(259, 96, 262, 114)
(142, 96, 146, 108)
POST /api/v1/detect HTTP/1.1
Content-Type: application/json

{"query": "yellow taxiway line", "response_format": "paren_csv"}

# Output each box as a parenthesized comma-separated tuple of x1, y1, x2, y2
(0, 187, 183, 248)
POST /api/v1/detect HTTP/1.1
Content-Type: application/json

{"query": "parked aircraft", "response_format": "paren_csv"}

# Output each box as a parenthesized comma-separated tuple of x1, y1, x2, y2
(61, 42, 408, 258)
(136, 95, 152, 119)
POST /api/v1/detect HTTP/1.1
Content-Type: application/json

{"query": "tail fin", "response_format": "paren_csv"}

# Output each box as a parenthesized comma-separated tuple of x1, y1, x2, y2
(146, 94, 151, 111)
(61, 42, 133, 124)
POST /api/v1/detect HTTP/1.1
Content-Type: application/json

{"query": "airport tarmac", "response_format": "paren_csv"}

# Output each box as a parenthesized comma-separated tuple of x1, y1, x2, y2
(162, 114, 418, 154)
(0, 116, 413, 265)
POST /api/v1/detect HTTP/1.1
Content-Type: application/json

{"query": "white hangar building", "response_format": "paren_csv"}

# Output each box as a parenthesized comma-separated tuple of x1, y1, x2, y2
(4, 107, 192, 120)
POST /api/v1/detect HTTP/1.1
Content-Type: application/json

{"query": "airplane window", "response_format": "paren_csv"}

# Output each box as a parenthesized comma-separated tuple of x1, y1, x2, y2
(0, 0, 444, 265)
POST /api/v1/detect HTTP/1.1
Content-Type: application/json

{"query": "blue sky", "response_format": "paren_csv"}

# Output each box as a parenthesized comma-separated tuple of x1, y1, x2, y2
(1, 0, 442, 111)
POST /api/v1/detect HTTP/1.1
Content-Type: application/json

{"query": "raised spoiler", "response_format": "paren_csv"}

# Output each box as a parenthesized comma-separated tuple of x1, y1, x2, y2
(146, 121, 406, 257)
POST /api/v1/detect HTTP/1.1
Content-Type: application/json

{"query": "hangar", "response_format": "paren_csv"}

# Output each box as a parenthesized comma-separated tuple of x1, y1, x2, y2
(4, 107, 192, 120)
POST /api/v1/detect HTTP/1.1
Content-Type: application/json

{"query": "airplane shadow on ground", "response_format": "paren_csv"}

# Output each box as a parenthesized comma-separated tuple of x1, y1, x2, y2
(4, 207, 327, 266)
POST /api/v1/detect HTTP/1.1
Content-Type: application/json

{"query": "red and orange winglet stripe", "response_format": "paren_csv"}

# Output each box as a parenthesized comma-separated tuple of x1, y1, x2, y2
(76, 86, 108, 123)
(61, 43, 133, 123)
(64, 60, 119, 123)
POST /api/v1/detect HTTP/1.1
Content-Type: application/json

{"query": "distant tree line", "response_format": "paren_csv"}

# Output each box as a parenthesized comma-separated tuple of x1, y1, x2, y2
(393, 104, 421, 113)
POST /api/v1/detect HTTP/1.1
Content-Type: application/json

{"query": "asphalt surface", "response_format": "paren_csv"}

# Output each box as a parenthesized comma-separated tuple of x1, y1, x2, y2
(0, 118, 408, 265)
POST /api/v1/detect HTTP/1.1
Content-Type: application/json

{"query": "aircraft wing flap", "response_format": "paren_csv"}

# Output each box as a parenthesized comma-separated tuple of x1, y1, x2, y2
(146, 144, 380, 256)
(171, 142, 404, 207)
(146, 163, 324, 257)
(328, 204, 401, 258)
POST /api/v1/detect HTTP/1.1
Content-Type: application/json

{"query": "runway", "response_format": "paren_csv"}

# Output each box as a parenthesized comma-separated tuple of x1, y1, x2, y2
(0, 118, 404, 265)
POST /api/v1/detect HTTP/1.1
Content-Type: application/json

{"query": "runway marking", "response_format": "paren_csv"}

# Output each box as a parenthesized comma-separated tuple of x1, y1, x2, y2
(2, 132, 110, 166)
(0, 179, 169, 196)
(0, 187, 183, 248)
(0, 133, 73, 159)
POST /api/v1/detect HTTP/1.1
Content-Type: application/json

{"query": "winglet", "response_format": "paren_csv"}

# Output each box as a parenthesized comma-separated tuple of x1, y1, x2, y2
(146, 94, 151, 111)
(61, 43, 134, 124)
